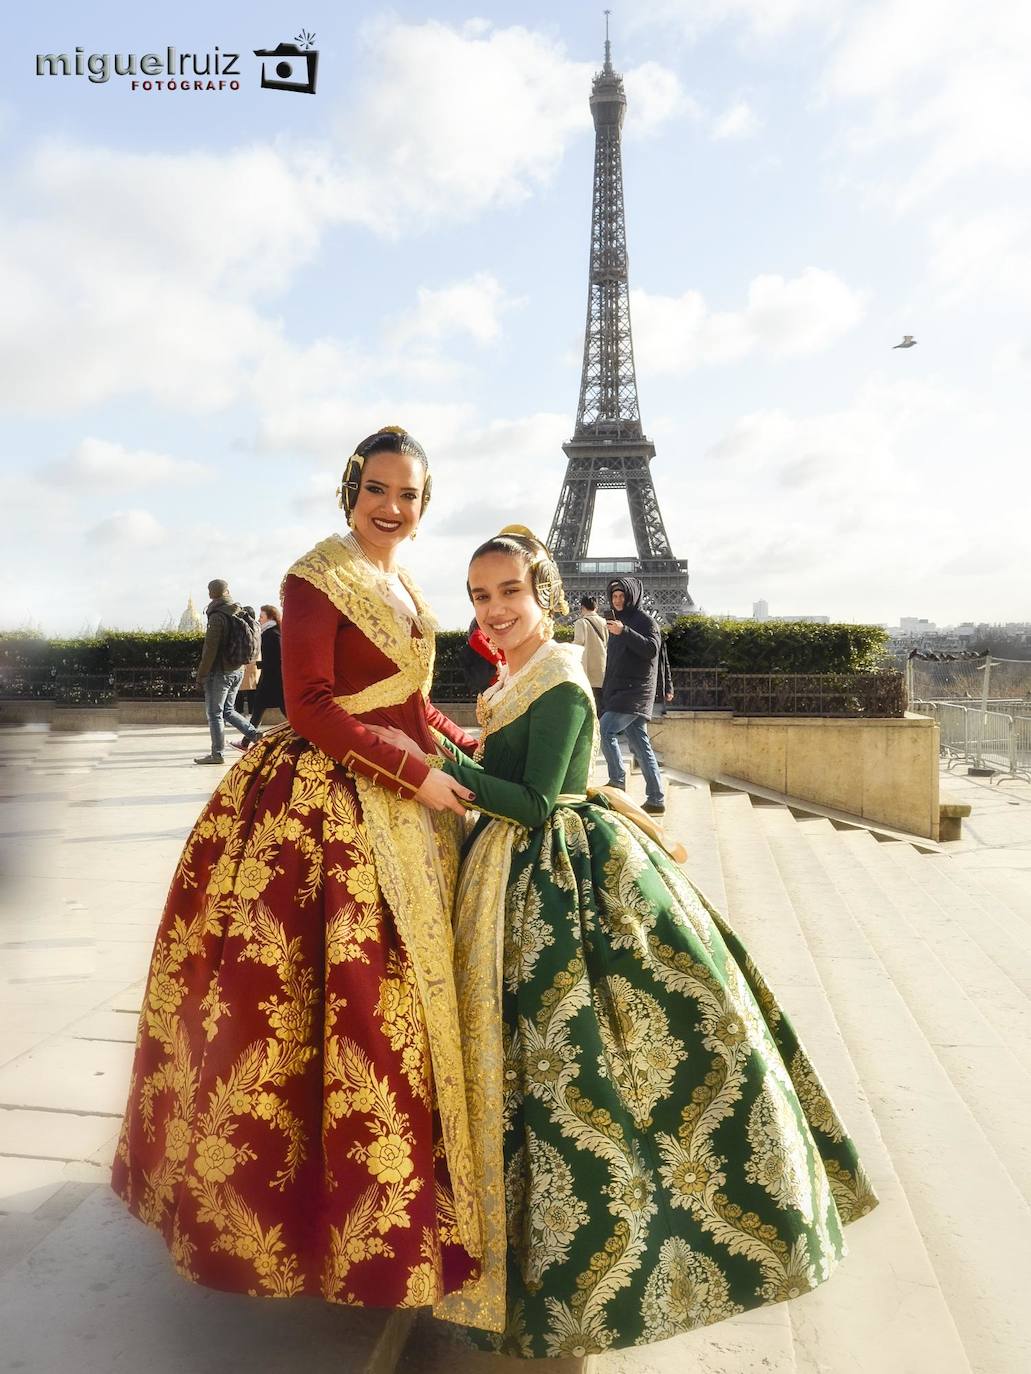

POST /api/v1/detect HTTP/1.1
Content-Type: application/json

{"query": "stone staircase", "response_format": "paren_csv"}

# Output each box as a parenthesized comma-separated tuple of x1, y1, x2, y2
(404, 776, 1031, 1374)
(622, 780, 1030, 1374)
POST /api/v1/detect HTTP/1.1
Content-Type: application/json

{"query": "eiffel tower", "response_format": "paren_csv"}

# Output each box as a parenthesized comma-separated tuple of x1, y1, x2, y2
(547, 19, 694, 621)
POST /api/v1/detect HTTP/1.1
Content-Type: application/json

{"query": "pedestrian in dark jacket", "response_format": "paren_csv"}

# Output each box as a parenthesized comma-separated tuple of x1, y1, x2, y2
(599, 576, 666, 813)
(232, 604, 283, 750)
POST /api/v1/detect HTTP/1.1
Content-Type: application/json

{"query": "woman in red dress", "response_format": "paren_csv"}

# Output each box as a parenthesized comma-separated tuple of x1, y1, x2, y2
(112, 426, 483, 1310)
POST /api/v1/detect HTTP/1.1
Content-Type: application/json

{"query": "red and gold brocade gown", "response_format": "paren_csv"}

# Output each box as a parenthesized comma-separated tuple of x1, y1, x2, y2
(113, 534, 483, 1308)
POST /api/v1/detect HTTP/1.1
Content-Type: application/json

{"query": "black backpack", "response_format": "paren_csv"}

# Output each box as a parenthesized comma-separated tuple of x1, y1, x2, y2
(216, 605, 261, 671)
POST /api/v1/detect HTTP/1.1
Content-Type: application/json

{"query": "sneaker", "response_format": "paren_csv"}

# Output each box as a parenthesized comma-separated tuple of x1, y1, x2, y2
(194, 753, 225, 765)
(605, 779, 626, 791)
(642, 801, 666, 816)
(231, 729, 263, 754)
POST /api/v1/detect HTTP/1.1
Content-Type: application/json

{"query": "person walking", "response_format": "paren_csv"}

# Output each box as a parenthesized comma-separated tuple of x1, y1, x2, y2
(193, 580, 262, 765)
(572, 593, 608, 713)
(598, 576, 666, 814)
(237, 607, 261, 714)
(231, 603, 284, 750)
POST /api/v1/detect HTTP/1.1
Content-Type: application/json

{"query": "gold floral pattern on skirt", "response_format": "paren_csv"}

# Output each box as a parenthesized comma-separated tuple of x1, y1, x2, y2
(113, 727, 477, 1307)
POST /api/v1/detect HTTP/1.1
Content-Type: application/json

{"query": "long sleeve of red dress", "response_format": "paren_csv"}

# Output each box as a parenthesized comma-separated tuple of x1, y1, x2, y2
(425, 702, 478, 756)
(281, 574, 431, 798)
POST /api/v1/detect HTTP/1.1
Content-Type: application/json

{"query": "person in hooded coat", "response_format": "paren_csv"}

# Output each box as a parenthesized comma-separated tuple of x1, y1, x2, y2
(598, 576, 667, 815)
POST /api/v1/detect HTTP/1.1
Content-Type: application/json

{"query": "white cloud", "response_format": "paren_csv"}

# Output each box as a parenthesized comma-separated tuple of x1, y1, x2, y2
(928, 211, 1031, 307)
(629, 0, 843, 43)
(712, 100, 762, 140)
(668, 375, 1018, 620)
(623, 62, 699, 134)
(634, 1, 1031, 204)
(254, 398, 477, 465)
(343, 20, 592, 225)
(821, 2, 1031, 205)
(632, 267, 865, 373)
(395, 273, 523, 345)
(84, 509, 165, 547)
(0, 20, 689, 420)
(47, 438, 208, 486)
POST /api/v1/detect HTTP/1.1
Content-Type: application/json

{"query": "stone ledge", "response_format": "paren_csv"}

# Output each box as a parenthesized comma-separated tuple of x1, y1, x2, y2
(652, 712, 940, 839)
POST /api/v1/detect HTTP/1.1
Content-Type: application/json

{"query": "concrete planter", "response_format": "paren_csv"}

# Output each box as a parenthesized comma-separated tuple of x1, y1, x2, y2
(651, 710, 941, 839)
(51, 705, 120, 733)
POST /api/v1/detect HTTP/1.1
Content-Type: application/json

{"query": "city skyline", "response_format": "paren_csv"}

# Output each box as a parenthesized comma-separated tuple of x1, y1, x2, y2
(2, 1, 1027, 634)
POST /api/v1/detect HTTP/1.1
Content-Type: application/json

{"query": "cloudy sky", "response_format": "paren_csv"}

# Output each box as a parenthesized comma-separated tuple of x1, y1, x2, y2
(3, 0, 1027, 634)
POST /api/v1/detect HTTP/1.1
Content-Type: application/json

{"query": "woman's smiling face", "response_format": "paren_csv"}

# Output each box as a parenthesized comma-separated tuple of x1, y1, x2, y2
(468, 551, 544, 660)
(350, 450, 424, 554)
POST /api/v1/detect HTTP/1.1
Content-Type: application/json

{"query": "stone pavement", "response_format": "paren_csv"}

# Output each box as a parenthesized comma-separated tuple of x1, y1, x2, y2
(0, 724, 406, 1373)
(2, 723, 1030, 1373)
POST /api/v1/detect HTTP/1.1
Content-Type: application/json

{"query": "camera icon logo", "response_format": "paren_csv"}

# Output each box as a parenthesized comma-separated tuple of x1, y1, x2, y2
(254, 31, 318, 94)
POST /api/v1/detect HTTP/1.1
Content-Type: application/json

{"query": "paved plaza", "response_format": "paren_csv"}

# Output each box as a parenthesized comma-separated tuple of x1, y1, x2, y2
(1, 721, 1030, 1373)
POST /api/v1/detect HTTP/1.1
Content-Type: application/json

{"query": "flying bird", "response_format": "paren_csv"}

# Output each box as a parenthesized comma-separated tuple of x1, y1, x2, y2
(893, 335, 917, 349)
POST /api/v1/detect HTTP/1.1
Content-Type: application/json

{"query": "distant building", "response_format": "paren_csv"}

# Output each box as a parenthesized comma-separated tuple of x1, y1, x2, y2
(750, 600, 829, 625)
(900, 616, 936, 636)
(178, 595, 204, 634)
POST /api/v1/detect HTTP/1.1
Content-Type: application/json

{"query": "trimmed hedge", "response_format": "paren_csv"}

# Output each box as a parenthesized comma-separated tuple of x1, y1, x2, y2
(665, 617, 888, 673)
(0, 625, 574, 705)
(0, 632, 205, 704)
(1, 622, 896, 712)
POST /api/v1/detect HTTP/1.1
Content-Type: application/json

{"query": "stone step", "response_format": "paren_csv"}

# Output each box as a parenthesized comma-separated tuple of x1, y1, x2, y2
(881, 846, 1031, 998)
(801, 826, 1031, 1202)
(665, 780, 728, 914)
(942, 862, 1031, 931)
(836, 837, 1031, 1080)
(774, 814, 1031, 1373)
(709, 793, 971, 1374)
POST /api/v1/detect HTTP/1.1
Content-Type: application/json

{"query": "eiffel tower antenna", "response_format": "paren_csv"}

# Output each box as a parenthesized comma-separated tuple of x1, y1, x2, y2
(547, 17, 694, 621)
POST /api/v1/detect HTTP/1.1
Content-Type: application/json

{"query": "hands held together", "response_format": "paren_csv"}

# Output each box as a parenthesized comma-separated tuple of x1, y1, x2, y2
(365, 724, 475, 816)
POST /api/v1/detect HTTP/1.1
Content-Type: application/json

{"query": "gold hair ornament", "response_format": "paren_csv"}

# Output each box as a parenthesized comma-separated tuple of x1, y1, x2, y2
(336, 452, 365, 522)
(496, 524, 570, 617)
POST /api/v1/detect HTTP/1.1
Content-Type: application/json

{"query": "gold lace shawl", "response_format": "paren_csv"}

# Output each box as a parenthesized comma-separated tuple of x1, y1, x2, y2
(433, 819, 515, 1332)
(437, 642, 598, 1329)
(474, 642, 598, 761)
(285, 533, 437, 716)
(285, 535, 482, 1262)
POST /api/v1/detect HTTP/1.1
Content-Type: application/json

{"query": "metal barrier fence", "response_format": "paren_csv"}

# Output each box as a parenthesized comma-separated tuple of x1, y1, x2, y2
(911, 700, 1031, 781)
(670, 668, 905, 716)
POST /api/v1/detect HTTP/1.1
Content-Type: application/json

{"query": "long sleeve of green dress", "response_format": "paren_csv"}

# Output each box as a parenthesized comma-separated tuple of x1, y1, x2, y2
(442, 682, 590, 829)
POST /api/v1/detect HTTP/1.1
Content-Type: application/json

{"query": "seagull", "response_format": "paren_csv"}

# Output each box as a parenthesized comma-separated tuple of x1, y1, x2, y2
(893, 335, 917, 349)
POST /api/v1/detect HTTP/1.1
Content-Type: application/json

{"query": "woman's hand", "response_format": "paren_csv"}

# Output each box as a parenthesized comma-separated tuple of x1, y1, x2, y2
(365, 723, 426, 759)
(414, 769, 476, 816)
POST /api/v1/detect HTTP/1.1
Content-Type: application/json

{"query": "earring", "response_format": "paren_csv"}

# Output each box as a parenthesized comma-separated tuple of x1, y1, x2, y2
(410, 529, 418, 541)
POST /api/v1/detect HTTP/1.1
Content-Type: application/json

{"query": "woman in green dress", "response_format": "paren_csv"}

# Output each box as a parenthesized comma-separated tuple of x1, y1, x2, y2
(373, 526, 877, 1359)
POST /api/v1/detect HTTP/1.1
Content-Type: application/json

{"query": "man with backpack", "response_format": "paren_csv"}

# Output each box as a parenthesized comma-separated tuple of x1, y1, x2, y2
(193, 579, 263, 765)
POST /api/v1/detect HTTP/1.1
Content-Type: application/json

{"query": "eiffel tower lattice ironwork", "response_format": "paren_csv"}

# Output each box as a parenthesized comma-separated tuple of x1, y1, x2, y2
(547, 21, 694, 622)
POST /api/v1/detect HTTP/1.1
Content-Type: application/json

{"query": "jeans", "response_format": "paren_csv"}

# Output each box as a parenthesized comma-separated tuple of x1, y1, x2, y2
(204, 669, 258, 755)
(599, 710, 665, 805)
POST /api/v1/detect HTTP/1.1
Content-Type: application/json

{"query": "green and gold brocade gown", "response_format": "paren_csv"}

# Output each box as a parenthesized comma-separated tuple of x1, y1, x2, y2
(432, 641, 877, 1359)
